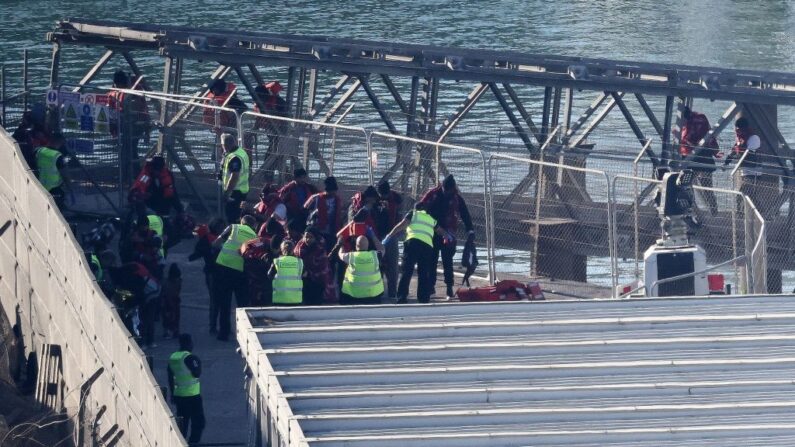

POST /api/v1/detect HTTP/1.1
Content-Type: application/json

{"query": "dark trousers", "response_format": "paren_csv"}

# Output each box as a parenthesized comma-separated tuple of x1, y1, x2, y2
(397, 239, 435, 303)
(383, 239, 399, 298)
(303, 278, 325, 305)
(140, 298, 159, 346)
(340, 293, 382, 305)
(203, 269, 216, 329)
(431, 234, 457, 293)
(174, 395, 205, 445)
(694, 171, 719, 215)
(212, 265, 249, 339)
(225, 190, 246, 225)
(50, 186, 66, 211)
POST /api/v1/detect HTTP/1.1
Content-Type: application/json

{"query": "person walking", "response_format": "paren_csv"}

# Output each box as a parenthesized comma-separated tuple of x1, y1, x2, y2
(382, 204, 441, 304)
(338, 235, 386, 305)
(678, 107, 720, 215)
(161, 264, 182, 339)
(212, 215, 258, 341)
(220, 133, 250, 224)
(418, 175, 476, 299)
(724, 116, 780, 218)
(168, 334, 205, 445)
(304, 176, 344, 251)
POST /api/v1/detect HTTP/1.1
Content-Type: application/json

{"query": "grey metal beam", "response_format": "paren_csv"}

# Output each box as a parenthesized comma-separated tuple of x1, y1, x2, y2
(502, 83, 543, 144)
(284, 66, 296, 116)
(358, 75, 399, 134)
(233, 65, 269, 113)
(697, 102, 739, 147)
(166, 65, 231, 128)
(380, 74, 408, 116)
(436, 83, 489, 143)
(551, 87, 562, 129)
(294, 67, 307, 118)
(612, 92, 658, 166)
(49, 42, 61, 89)
(562, 88, 573, 130)
(247, 64, 265, 86)
(71, 49, 114, 93)
(309, 75, 351, 119)
(306, 68, 318, 114)
(157, 57, 174, 154)
(563, 93, 609, 145)
(568, 93, 621, 149)
(634, 93, 664, 137)
(661, 96, 675, 165)
(541, 86, 553, 139)
(321, 78, 361, 123)
(489, 83, 536, 153)
(51, 19, 795, 105)
(120, 51, 152, 92)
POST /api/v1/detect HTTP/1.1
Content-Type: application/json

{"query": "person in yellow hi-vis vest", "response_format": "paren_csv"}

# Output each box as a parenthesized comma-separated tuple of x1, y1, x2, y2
(338, 235, 386, 305)
(268, 239, 305, 305)
(382, 203, 443, 304)
(211, 215, 257, 341)
(167, 333, 205, 444)
(34, 132, 71, 210)
(219, 133, 250, 224)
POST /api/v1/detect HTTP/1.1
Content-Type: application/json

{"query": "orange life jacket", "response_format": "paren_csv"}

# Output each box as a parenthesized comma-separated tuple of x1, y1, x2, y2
(203, 82, 238, 128)
(129, 164, 176, 204)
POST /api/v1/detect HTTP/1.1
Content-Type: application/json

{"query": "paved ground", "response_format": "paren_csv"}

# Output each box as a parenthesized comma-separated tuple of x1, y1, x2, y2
(144, 241, 487, 446)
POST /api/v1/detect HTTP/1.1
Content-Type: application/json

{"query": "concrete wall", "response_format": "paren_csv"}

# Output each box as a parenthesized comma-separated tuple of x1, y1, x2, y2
(0, 129, 185, 446)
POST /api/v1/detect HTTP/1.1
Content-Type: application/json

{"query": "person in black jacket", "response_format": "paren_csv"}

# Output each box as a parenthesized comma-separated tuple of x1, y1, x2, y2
(188, 217, 225, 333)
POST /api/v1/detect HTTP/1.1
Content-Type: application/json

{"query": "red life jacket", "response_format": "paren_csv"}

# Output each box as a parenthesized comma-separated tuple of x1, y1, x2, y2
(203, 82, 238, 128)
(129, 164, 176, 203)
(241, 238, 269, 260)
(382, 191, 401, 228)
(349, 192, 377, 230)
(679, 113, 711, 156)
(278, 181, 315, 218)
(131, 262, 151, 280)
(307, 192, 343, 233)
(734, 126, 756, 154)
(255, 193, 282, 217)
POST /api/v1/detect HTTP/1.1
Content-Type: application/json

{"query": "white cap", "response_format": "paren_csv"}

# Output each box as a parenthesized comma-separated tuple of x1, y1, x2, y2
(273, 203, 287, 221)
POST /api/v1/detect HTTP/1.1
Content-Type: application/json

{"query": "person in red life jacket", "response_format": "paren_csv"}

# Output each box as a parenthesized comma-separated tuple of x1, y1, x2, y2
(278, 168, 317, 232)
(250, 183, 283, 220)
(128, 155, 184, 216)
(188, 217, 225, 332)
(724, 116, 780, 217)
(240, 235, 273, 307)
(418, 175, 475, 299)
(374, 180, 403, 299)
(678, 107, 720, 215)
(253, 82, 289, 157)
(347, 186, 379, 234)
(304, 176, 344, 251)
(203, 79, 248, 133)
(126, 213, 164, 278)
(294, 227, 335, 305)
(161, 263, 182, 339)
(108, 70, 150, 172)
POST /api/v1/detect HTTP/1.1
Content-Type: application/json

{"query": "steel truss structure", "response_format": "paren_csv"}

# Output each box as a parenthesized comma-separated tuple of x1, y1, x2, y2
(46, 18, 795, 292)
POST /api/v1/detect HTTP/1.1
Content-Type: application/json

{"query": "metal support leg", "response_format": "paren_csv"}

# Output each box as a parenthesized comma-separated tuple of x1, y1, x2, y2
(49, 43, 61, 89)
(72, 50, 115, 93)
(294, 67, 307, 118)
(436, 83, 489, 143)
(541, 86, 553, 140)
(661, 96, 675, 166)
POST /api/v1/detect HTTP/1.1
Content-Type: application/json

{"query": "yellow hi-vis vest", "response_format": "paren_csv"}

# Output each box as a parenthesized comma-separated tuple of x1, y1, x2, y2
(342, 250, 384, 299)
(147, 215, 165, 258)
(215, 224, 257, 271)
(405, 210, 436, 247)
(273, 255, 304, 304)
(169, 351, 200, 397)
(90, 254, 103, 282)
(222, 147, 250, 194)
(35, 147, 63, 191)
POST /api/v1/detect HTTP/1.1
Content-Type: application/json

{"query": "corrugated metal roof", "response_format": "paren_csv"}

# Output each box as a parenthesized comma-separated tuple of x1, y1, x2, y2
(237, 296, 795, 446)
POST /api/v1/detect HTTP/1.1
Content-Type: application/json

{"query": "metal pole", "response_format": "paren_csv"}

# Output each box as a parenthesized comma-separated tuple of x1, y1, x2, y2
(22, 49, 28, 112)
(1, 65, 5, 127)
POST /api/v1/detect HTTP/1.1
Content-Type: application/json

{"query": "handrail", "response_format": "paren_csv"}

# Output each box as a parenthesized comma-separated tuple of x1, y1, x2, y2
(619, 255, 747, 298)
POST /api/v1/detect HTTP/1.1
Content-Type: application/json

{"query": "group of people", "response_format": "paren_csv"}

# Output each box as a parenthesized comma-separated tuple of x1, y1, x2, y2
(678, 107, 782, 218)
(202, 131, 477, 341)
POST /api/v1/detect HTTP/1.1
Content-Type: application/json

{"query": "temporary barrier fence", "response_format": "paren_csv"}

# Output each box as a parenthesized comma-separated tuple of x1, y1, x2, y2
(0, 129, 186, 446)
(368, 131, 493, 282)
(240, 111, 370, 192)
(487, 151, 616, 297)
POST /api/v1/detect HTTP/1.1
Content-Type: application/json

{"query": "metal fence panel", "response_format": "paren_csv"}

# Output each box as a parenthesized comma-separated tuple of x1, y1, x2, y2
(369, 131, 492, 283)
(488, 153, 615, 297)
